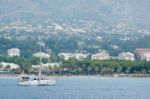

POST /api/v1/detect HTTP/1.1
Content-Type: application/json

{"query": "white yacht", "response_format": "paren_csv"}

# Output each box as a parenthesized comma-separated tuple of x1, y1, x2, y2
(18, 67, 56, 86)
(18, 37, 56, 86)
(18, 60, 56, 86)
(18, 74, 56, 86)
(18, 62, 56, 86)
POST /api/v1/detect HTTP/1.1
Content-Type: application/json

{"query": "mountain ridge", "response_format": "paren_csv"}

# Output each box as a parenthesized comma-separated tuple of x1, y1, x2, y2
(0, 0, 150, 29)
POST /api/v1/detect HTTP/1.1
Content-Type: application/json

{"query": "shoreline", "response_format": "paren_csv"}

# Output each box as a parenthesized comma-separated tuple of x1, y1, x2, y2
(0, 74, 150, 79)
(0, 74, 18, 79)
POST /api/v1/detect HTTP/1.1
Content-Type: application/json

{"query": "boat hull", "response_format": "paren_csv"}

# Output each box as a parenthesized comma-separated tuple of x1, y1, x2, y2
(18, 79, 56, 86)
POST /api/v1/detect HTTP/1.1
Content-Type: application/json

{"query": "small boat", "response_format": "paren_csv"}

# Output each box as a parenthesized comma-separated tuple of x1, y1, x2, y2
(18, 75, 56, 86)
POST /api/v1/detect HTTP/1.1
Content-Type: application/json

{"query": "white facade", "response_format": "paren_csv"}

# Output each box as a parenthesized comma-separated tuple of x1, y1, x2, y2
(92, 51, 109, 60)
(118, 52, 135, 61)
(59, 53, 87, 61)
(0, 62, 20, 70)
(7, 48, 20, 57)
(33, 52, 50, 58)
(32, 63, 60, 69)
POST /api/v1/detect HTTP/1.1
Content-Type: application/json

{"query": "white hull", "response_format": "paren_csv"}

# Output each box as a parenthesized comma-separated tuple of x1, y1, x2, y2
(18, 79, 56, 86)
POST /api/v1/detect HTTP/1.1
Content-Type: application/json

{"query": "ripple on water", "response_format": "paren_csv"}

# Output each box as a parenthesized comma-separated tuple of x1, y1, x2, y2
(0, 77, 150, 99)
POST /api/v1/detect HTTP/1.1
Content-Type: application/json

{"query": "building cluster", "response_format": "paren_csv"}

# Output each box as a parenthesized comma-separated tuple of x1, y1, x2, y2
(58, 50, 135, 61)
(58, 49, 150, 62)
(3, 47, 150, 72)
(91, 51, 135, 61)
(6, 48, 150, 63)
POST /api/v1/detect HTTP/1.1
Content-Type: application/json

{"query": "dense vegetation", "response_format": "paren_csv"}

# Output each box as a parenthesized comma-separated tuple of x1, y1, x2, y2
(1, 55, 150, 75)
(62, 59, 150, 75)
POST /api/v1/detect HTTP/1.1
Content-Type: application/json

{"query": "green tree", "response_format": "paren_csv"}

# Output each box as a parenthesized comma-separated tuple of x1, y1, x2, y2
(5, 65, 11, 71)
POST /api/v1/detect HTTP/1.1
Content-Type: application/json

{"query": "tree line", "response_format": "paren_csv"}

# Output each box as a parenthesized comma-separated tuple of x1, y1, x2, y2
(61, 59, 150, 75)
(1, 55, 150, 75)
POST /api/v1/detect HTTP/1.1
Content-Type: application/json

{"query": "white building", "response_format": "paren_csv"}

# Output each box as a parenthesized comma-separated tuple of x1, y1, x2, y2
(32, 63, 60, 69)
(33, 52, 50, 58)
(134, 48, 150, 61)
(59, 53, 87, 61)
(118, 52, 135, 61)
(92, 51, 109, 60)
(142, 53, 150, 61)
(7, 48, 20, 57)
(0, 62, 20, 70)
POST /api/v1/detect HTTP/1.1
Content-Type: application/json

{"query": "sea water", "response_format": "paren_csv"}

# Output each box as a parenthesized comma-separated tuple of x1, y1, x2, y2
(0, 77, 150, 99)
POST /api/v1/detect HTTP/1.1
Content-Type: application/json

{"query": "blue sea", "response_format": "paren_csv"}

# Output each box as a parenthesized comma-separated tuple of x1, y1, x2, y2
(0, 77, 150, 99)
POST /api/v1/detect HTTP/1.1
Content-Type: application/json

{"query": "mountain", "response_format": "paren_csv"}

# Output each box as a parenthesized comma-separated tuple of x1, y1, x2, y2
(0, 0, 150, 29)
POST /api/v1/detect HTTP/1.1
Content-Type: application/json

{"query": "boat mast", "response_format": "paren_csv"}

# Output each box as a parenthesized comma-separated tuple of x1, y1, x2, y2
(39, 36, 42, 76)
(43, 41, 55, 76)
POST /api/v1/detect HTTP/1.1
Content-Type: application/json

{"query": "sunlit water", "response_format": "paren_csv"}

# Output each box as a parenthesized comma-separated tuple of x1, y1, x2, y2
(0, 77, 150, 99)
